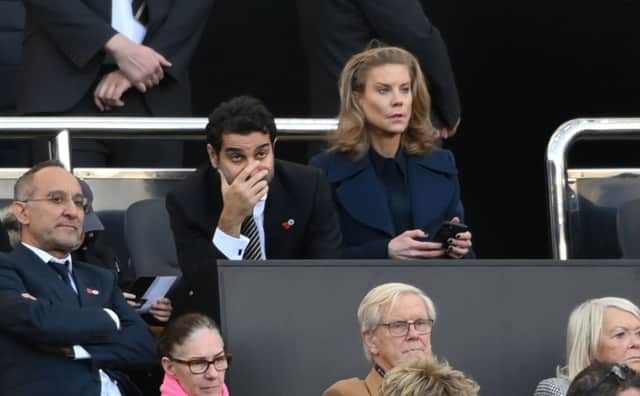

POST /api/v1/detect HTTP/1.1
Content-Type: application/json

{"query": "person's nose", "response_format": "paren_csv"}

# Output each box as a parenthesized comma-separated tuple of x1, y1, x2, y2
(629, 332, 640, 349)
(405, 323, 420, 339)
(391, 89, 404, 107)
(61, 200, 82, 218)
(203, 363, 220, 379)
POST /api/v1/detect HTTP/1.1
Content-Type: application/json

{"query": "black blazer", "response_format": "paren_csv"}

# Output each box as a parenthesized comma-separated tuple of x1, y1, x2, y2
(0, 244, 157, 395)
(166, 160, 342, 321)
(17, 0, 213, 115)
(311, 149, 465, 258)
(301, 0, 461, 128)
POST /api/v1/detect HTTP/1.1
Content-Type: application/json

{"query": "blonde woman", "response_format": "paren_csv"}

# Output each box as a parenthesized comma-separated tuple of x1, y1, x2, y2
(310, 46, 472, 259)
(381, 357, 479, 396)
(534, 297, 640, 396)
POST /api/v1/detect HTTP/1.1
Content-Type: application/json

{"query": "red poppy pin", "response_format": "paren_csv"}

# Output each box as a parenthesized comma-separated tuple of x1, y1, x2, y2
(281, 218, 295, 230)
(86, 288, 100, 295)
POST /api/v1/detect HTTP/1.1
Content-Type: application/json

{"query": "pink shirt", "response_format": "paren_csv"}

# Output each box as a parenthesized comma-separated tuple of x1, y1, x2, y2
(160, 373, 230, 396)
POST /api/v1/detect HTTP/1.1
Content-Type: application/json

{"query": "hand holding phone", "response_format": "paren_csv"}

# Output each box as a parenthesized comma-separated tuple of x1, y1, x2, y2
(430, 221, 469, 244)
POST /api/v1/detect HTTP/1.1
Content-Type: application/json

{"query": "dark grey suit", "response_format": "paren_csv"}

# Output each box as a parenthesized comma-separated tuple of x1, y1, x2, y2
(17, 0, 214, 166)
(18, 0, 213, 116)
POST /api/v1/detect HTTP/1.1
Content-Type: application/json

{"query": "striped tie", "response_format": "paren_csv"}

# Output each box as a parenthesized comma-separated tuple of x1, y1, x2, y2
(241, 215, 262, 260)
(132, 0, 148, 25)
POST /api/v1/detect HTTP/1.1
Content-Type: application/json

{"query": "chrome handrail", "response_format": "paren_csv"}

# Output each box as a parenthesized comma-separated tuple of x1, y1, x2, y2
(0, 116, 338, 168)
(546, 118, 640, 259)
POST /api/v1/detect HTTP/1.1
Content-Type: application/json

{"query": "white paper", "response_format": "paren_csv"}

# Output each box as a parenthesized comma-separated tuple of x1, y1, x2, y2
(136, 276, 177, 313)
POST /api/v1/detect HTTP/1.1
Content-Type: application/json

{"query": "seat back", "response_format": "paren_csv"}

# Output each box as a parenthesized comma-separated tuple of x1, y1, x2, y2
(617, 197, 640, 258)
(124, 198, 180, 277)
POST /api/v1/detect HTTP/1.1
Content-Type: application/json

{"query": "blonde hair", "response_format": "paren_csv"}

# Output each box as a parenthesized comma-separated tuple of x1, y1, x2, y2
(331, 46, 437, 159)
(381, 357, 480, 396)
(560, 297, 640, 380)
(358, 282, 436, 361)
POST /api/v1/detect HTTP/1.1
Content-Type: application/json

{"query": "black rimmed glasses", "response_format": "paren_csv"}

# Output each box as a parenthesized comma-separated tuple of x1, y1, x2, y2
(586, 364, 634, 396)
(379, 319, 434, 337)
(169, 352, 232, 374)
(19, 191, 88, 213)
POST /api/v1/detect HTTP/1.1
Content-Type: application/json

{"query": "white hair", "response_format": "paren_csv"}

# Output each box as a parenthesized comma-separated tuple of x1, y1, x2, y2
(357, 282, 436, 361)
(559, 297, 640, 380)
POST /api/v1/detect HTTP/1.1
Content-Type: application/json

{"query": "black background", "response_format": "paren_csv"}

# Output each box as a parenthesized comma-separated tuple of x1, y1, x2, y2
(189, 0, 640, 259)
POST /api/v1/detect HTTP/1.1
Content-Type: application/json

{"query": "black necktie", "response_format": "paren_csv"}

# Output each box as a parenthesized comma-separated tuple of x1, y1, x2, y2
(241, 216, 262, 260)
(48, 260, 75, 293)
(131, 0, 148, 25)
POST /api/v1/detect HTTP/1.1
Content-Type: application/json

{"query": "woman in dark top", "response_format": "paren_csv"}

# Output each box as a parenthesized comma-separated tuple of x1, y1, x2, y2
(310, 46, 472, 259)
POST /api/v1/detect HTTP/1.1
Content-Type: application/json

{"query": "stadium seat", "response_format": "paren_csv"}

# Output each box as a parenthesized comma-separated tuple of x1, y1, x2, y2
(124, 198, 180, 277)
(616, 197, 640, 258)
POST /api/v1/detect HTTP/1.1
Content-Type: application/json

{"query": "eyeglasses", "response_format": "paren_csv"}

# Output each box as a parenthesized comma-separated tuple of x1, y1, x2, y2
(379, 319, 434, 337)
(19, 192, 88, 213)
(169, 352, 232, 374)
(586, 364, 633, 396)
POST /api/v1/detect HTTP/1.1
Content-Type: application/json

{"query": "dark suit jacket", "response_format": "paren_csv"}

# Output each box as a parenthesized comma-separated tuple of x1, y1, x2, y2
(17, 0, 213, 115)
(0, 244, 157, 395)
(166, 160, 342, 321)
(300, 0, 460, 128)
(310, 149, 465, 258)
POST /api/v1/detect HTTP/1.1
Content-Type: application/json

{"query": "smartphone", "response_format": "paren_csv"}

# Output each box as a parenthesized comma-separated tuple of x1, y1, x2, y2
(415, 221, 469, 245)
(128, 276, 155, 304)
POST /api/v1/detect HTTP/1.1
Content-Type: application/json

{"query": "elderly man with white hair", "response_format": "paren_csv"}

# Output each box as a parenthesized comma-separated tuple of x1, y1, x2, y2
(323, 282, 437, 396)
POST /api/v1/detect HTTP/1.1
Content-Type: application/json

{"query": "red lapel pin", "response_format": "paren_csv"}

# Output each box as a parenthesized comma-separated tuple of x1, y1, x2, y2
(86, 288, 100, 295)
(281, 218, 295, 230)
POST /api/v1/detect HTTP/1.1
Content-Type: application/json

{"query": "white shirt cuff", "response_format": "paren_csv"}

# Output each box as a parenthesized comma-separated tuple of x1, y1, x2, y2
(72, 345, 91, 359)
(213, 227, 250, 260)
(103, 308, 121, 330)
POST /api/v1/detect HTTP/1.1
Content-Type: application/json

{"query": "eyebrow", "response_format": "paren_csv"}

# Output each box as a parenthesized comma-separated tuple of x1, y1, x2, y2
(46, 190, 82, 196)
(223, 143, 270, 155)
(188, 350, 226, 360)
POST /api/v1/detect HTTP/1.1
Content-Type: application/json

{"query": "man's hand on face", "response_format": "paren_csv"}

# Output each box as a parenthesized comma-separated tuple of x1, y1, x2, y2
(217, 162, 269, 237)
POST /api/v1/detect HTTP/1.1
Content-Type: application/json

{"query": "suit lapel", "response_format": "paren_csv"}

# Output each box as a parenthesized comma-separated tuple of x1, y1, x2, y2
(12, 245, 78, 304)
(332, 157, 394, 236)
(364, 368, 383, 396)
(72, 267, 88, 306)
(408, 156, 456, 230)
(145, 0, 172, 34)
(263, 173, 295, 258)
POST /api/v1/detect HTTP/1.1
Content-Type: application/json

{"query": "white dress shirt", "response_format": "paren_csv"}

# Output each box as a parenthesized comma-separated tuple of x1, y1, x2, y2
(213, 195, 267, 260)
(111, 0, 147, 44)
(22, 242, 122, 396)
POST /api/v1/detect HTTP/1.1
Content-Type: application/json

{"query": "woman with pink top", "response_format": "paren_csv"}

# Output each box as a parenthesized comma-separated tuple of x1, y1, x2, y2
(159, 313, 231, 396)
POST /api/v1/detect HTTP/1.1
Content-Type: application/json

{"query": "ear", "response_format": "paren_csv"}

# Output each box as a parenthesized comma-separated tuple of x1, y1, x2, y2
(207, 144, 219, 169)
(161, 356, 176, 376)
(12, 201, 29, 226)
(363, 330, 379, 356)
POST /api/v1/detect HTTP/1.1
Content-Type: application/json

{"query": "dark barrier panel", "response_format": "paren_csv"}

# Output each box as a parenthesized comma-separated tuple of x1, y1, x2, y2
(218, 260, 640, 395)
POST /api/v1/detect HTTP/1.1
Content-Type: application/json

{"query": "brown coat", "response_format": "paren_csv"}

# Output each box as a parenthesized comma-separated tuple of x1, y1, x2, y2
(323, 368, 383, 396)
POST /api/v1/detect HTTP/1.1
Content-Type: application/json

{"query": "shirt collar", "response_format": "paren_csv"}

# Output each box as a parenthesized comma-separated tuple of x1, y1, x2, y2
(21, 242, 73, 270)
(368, 147, 408, 177)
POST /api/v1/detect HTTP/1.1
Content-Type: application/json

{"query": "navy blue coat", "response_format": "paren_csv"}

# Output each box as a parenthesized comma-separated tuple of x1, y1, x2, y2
(0, 244, 157, 395)
(310, 148, 465, 258)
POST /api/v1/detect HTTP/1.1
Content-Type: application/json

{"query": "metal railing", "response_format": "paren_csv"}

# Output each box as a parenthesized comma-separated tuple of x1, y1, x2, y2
(0, 116, 338, 169)
(546, 118, 640, 259)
